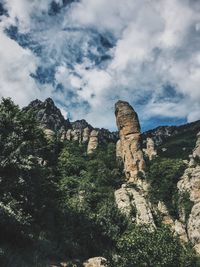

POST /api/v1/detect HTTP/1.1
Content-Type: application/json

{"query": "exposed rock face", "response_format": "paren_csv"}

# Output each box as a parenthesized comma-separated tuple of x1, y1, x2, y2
(115, 100, 146, 183)
(116, 139, 122, 160)
(83, 257, 107, 267)
(23, 98, 70, 132)
(115, 186, 155, 228)
(114, 101, 154, 228)
(71, 119, 92, 131)
(188, 202, 200, 252)
(87, 130, 99, 154)
(24, 99, 118, 147)
(177, 133, 200, 253)
(174, 220, 188, 243)
(82, 127, 91, 143)
(157, 201, 188, 242)
(193, 132, 200, 158)
(178, 165, 200, 205)
(43, 128, 55, 140)
(143, 137, 157, 160)
(177, 165, 200, 253)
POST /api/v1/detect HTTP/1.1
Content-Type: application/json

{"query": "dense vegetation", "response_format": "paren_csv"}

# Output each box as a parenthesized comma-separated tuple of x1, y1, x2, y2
(158, 126, 200, 159)
(0, 99, 199, 266)
(146, 158, 186, 218)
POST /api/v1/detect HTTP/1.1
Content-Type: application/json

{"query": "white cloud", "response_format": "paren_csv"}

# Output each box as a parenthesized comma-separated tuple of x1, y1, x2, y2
(0, 0, 200, 130)
(3, 0, 52, 31)
(68, 0, 200, 127)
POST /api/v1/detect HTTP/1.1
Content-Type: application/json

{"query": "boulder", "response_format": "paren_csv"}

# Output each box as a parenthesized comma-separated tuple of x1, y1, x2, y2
(83, 257, 107, 267)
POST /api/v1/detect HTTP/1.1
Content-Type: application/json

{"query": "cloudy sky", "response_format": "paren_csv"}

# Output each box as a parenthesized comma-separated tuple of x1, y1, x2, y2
(0, 0, 200, 131)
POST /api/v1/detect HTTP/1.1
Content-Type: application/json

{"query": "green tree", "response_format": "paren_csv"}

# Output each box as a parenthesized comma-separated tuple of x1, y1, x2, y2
(146, 158, 185, 217)
(111, 226, 198, 267)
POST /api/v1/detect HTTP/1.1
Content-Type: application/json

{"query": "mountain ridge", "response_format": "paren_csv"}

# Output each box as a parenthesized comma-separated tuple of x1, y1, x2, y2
(24, 97, 200, 149)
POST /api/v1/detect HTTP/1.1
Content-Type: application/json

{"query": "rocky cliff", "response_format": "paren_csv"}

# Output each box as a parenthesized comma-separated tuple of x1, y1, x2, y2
(24, 98, 118, 152)
(23, 98, 71, 132)
(115, 100, 146, 183)
(24, 98, 199, 158)
(114, 100, 200, 254)
(114, 101, 155, 229)
(177, 132, 200, 254)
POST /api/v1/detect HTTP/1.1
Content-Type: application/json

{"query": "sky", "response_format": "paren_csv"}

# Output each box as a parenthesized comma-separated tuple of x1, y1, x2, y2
(0, 0, 200, 131)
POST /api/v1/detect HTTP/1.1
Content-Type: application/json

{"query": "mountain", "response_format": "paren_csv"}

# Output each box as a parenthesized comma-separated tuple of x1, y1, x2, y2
(24, 98, 118, 145)
(24, 97, 200, 159)
(1, 97, 200, 266)
(23, 98, 71, 132)
(143, 120, 200, 159)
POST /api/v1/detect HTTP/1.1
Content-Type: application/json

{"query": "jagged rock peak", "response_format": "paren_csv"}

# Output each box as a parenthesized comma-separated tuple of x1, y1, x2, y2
(115, 100, 146, 183)
(72, 119, 93, 130)
(23, 98, 71, 132)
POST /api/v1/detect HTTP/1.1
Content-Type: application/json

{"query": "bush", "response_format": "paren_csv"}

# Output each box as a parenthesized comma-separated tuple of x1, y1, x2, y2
(111, 225, 198, 267)
(146, 158, 186, 217)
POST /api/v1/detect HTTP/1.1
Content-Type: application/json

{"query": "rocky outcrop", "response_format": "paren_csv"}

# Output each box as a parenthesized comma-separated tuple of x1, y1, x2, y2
(83, 127, 91, 143)
(177, 165, 200, 252)
(83, 257, 107, 267)
(188, 202, 200, 254)
(176, 133, 200, 253)
(116, 139, 122, 160)
(143, 137, 157, 160)
(193, 132, 200, 158)
(115, 100, 146, 183)
(114, 101, 154, 228)
(87, 130, 99, 154)
(115, 186, 155, 228)
(24, 99, 118, 146)
(23, 98, 70, 132)
(44, 128, 55, 140)
(157, 201, 188, 242)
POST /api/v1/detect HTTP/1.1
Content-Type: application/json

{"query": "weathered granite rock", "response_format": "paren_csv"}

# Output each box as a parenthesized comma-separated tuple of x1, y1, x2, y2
(157, 201, 174, 225)
(116, 139, 122, 160)
(66, 129, 72, 141)
(44, 128, 55, 140)
(188, 203, 200, 248)
(144, 137, 157, 160)
(115, 101, 146, 183)
(83, 257, 107, 267)
(71, 129, 82, 142)
(87, 130, 99, 154)
(177, 165, 200, 204)
(177, 150, 200, 252)
(24, 98, 70, 132)
(82, 127, 91, 143)
(174, 220, 188, 243)
(115, 186, 155, 228)
(193, 132, 200, 158)
(157, 201, 188, 242)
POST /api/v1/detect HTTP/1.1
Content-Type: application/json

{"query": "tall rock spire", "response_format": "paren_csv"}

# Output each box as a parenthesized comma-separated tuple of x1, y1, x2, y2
(115, 100, 146, 183)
